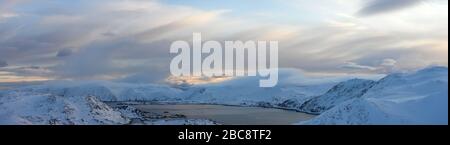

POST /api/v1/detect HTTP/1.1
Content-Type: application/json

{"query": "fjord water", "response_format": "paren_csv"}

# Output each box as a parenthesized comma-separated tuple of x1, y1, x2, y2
(134, 104, 315, 125)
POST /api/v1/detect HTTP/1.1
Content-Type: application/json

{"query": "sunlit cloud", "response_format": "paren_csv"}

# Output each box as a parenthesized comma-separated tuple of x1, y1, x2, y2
(0, 71, 51, 83)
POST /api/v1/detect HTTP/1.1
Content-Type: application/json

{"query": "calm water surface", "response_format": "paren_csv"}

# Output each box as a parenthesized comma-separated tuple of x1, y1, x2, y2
(134, 104, 315, 125)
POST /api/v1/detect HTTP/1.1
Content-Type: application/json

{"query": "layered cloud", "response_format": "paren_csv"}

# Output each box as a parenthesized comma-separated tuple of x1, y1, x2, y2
(358, 0, 423, 16)
(0, 0, 448, 83)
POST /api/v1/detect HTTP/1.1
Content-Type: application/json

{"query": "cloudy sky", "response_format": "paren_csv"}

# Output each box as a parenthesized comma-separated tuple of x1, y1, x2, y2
(0, 0, 448, 83)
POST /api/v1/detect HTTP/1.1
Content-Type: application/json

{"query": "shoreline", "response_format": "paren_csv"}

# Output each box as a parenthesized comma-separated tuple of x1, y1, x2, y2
(104, 101, 320, 115)
(106, 101, 317, 125)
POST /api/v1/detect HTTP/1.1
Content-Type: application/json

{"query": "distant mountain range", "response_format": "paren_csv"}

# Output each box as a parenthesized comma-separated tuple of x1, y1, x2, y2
(0, 67, 447, 125)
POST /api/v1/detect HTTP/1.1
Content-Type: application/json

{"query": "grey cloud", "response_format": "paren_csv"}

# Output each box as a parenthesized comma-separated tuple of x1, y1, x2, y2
(135, 20, 187, 42)
(102, 31, 116, 37)
(56, 49, 73, 57)
(117, 69, 170, 84)
(341, 62, 377, 71)
(51, 37, 173, 82)
(341, 58, 397, 74)
(0, 65, 52, 77)
(0, 16, 101, 65)
(358, 0, 422, 16)
(53, 42, 120, 79)
(277, 22, 447, 74)
(0, 0, 174, 81)
(380, 59, 397, 67)
(340, 58, 399, 74)
(0, 60, 8, 67)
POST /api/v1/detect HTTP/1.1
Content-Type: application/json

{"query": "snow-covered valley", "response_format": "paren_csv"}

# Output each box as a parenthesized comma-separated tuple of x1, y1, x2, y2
(0, 67, 447, 125)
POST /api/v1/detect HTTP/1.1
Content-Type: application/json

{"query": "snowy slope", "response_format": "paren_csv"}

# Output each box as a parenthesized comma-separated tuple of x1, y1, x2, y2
(0, 86, 217, 125)
(1, 67, 446, 125)
(20, 80, 185, 102)
(302, 67, 448, 125)
(299, 79, 375, 114)
(180, 69, 346, 107)
(0, 75, 332, 125)
(0, 69, 341, 125)
(14, 69, 338, 107)
(4, 68, 378, 110)
(0, 91, 129, 125)
(0, 81, 186, 125)
(1, 78, 334, 109)
(182, 71, 338, 106)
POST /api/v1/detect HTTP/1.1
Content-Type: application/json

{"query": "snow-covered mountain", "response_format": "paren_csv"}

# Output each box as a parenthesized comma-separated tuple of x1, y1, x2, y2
(299, 79, 376, 114)
(0, 81, 190, 125)
(302, 67, 448, 125)
(0, 67, 447, 125)
(0, 70, 337, 125)
(181, 69, 341, 106)
(0, 91, 128, 125)
(183, 77, 335, 107)
(20, 81, 185, 102)
(0, 84, 220, 125)
(5, 69, 339, 107)
(7, 79, 332, 107)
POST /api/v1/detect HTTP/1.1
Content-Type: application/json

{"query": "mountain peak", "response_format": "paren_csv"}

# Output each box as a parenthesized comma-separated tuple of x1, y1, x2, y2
(417, 66, 448, 74)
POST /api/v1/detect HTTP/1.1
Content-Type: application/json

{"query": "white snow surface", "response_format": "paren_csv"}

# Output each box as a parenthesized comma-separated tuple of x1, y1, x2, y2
(302, 67, 448, 125)
(299, 79, 376, 114)
(0, 67, 447, 125)
(0, 91, 129, 125)
(0, 69, 338, 125)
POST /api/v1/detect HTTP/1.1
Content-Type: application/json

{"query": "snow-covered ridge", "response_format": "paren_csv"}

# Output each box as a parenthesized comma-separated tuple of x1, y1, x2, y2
(6, 71, 338, 107)
(299, 79, 376, 114)
(0, 91, 128, 125)
(0, 77, 334, 124)
(302, 66, 448, 125)
(0, 67, 447, 125)
(19, 81, 186, 102)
